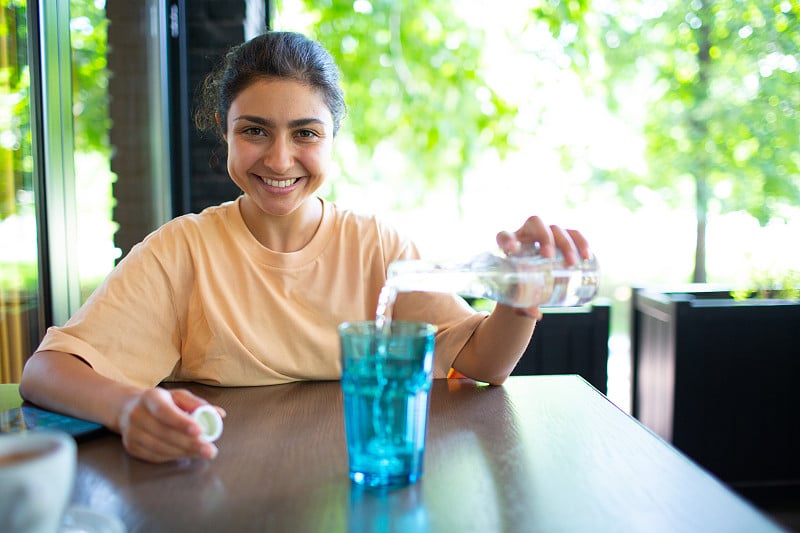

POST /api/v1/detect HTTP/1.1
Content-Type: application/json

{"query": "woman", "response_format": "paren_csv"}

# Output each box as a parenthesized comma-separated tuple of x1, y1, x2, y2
(20, 31, 589, 463)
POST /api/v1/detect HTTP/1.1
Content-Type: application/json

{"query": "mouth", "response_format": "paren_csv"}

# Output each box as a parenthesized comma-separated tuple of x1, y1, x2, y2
(260, 177, 300, 188)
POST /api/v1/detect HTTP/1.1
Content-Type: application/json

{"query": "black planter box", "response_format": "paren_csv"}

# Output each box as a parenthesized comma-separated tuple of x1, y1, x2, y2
(513, 301, 610, 394)
(631, 285, 800, 489)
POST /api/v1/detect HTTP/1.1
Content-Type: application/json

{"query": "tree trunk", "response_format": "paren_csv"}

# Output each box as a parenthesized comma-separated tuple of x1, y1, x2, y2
(694, 178, 708, 283)
(691, 5, 712, 283)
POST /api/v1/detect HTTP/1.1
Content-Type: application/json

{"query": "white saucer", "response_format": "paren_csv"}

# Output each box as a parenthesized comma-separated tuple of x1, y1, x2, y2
(59, 506, 126, 533)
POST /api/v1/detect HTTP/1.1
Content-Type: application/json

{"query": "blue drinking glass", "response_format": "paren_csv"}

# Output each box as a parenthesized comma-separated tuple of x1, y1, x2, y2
(339, 321, 436, 488)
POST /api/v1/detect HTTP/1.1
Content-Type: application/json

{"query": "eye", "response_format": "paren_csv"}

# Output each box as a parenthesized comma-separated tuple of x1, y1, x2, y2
(295, 129, 319, 140)
(242, 126, 267, 137)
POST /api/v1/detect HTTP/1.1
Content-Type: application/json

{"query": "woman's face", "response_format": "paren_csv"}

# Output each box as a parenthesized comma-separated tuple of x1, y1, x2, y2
(224, 78, 334, 218)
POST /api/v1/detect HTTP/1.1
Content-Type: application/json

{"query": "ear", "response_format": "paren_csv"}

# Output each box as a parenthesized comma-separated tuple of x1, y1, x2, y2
(216, 113, 227, 142)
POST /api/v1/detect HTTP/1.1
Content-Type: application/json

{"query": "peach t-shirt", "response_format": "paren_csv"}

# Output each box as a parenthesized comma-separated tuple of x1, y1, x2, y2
(35, 197, 486, 388)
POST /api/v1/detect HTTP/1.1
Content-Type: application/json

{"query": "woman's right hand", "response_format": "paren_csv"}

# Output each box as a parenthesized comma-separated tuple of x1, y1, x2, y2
(118, 387, 223, 463)
(21, 351, 224, 463)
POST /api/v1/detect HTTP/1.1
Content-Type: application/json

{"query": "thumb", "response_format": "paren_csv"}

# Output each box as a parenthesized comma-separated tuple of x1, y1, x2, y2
(169, 389, 209, 414)
(496, 231, 521, 255)
(170, 389, 227, 418)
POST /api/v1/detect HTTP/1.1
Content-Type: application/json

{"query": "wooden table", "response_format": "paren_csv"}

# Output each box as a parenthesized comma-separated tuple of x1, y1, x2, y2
(18, 377, 785, 532)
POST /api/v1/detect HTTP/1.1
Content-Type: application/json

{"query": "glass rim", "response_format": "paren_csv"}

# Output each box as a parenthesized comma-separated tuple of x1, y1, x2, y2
(338, 320, 437, 336)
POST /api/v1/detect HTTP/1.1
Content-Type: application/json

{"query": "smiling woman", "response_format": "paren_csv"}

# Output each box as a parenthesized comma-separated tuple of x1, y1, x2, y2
(193, 32, 342, 251)
(19, 30, 591, 463)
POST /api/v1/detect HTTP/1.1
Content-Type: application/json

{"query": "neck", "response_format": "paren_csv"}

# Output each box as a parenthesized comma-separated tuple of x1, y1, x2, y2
(239, 196, 324, 252)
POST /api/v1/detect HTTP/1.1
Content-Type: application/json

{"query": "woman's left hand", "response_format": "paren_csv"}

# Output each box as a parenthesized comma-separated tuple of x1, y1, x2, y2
(495, 215, 591, 318)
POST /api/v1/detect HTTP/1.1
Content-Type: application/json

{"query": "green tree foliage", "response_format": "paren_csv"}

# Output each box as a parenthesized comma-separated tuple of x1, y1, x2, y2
(542, 0, 800, 281)
(293, 0, 799, 281)
(0, 0, 108, 221)
(69, 0, 109, 155)
(291, 0, 518, 211)
(0, 0, 30, 220)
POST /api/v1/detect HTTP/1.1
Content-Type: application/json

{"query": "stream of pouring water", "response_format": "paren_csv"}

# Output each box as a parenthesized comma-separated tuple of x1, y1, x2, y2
(375, 283, 398, 332)
(370, 282, 402, 445)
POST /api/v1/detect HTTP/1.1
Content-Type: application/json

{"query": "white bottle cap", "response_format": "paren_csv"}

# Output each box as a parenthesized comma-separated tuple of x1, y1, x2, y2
(192, 405, 223, 442)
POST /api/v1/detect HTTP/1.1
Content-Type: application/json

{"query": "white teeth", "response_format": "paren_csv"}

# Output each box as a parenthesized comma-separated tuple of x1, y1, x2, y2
(262, 177, 298, 188)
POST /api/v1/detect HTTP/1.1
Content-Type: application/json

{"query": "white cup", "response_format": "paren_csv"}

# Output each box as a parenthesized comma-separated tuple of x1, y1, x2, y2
(0, 431, 77, 533)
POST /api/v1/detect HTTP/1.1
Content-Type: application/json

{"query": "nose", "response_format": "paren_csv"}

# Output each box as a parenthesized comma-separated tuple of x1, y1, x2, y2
(263, 135, 293, 174)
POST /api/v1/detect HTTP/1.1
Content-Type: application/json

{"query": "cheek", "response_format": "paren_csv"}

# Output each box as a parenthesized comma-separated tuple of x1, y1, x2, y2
(226, 144, 257, 184)
(308, 144, 333, 174)
(227, 142, 257, 169)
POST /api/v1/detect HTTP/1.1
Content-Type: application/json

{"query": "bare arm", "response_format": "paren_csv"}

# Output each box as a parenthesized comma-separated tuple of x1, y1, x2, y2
(450, 304, 537, 385)
(20, 350, 141, 431)
(20, 351, 222, 463)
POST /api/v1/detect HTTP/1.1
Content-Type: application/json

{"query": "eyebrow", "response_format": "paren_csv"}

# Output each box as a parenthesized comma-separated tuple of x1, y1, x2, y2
(232, 115, 328, 128)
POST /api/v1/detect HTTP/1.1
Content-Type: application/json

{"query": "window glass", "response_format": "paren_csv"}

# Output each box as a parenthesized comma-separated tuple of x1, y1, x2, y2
(0, 0, 170, 382)
(71, 0, 173, 304)
(70, 0, 118, 302)
(0, 0, 37, 382)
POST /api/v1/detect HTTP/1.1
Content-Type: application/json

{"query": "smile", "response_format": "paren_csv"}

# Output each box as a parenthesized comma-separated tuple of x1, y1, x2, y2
(261, 177, 299, 188)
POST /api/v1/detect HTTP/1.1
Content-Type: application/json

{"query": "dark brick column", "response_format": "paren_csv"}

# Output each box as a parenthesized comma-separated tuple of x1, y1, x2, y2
(107, 1, 164, 258)
(179, 0, 248, 215)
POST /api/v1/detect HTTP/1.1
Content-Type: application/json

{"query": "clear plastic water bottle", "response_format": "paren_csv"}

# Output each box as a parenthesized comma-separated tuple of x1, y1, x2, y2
(385, 247, 600, 308)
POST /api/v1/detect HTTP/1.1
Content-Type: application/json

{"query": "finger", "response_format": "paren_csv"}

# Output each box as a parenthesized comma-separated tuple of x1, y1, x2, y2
(170, 389, 226, 418)
(516, 216, 553, 243)
(123, 403, 217, 462)
(142, 388, 199, 436)
(125, 428, 218, 463)
(496, 230, 521, 255)
(170, 389, 227, 444)
(498, 216, 556, 257)
(550, 225, 579, 265)
(123, 427, 193, 462)
(566, 229, 591, 260)
(135, 389, 205, 449)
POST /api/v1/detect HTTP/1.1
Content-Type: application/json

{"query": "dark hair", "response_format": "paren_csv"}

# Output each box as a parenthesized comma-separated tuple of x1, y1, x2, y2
(195, 31, 346, 138)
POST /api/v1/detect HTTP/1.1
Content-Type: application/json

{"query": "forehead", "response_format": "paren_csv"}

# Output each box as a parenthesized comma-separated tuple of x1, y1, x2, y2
(228, 78, 333, 126)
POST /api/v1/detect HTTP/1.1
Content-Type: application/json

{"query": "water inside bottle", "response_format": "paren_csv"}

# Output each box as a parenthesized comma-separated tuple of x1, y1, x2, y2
(375, 252, 598, 328)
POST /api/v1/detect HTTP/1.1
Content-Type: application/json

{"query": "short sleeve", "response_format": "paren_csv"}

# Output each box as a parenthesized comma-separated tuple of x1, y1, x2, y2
(35, 229, 186, 388)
